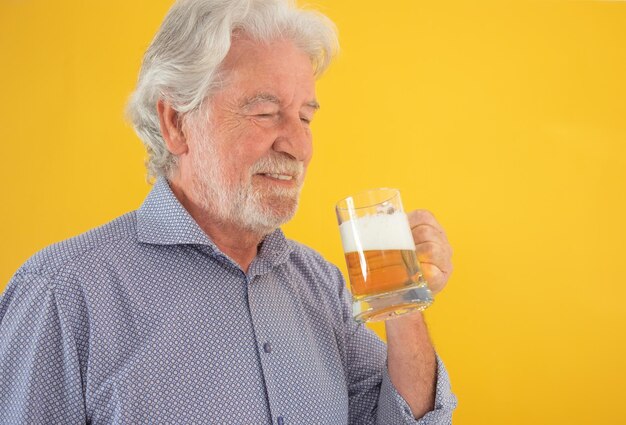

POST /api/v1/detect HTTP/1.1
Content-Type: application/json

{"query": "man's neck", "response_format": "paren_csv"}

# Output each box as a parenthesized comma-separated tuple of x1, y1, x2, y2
(167, 179, 265, 273)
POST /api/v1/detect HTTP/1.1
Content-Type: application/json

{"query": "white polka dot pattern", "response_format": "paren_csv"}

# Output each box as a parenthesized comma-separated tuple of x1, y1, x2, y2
(0, 177, 456, 424)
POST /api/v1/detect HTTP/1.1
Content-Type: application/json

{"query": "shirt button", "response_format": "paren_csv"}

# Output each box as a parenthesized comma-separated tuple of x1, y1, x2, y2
(263, 342, 272, 353)
(277, 417, 284, 425)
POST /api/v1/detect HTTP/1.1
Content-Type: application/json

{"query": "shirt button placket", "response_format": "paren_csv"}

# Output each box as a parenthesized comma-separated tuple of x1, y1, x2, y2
(249, 274, 284, 423)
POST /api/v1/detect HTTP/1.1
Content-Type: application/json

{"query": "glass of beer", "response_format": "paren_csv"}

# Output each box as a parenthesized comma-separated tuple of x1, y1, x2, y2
(336, 188, 433, 322)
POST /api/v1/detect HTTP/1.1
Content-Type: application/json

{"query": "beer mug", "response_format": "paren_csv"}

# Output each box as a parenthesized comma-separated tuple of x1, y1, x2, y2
(336, 188, 433, 322)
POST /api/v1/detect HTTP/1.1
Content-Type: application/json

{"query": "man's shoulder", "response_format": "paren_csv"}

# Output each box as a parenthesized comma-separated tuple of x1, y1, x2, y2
(288, 239, 329, 262)
(287, 240, 343, 279)
(17, 210, 139, 279)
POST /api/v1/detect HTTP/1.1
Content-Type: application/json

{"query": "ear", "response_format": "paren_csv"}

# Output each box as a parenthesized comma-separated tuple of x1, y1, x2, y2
(157, 99, 188, 155)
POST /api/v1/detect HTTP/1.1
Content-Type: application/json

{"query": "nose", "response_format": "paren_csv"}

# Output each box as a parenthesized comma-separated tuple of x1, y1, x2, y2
(272, 114, 312, 162)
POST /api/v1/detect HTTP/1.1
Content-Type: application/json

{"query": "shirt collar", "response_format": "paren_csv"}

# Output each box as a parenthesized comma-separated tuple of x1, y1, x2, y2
(249, 229, 293, 276)
(137, 177, 215, 247)
(136, 177, 293, 271)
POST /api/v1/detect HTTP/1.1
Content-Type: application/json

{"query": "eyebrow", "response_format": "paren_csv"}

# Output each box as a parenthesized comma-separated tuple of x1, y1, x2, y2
(240, 93, 280, 109)
(240, 92, 320, 111)
(306, 100, 321, 110)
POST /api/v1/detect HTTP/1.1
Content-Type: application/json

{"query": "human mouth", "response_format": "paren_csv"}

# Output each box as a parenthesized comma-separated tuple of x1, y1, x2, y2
(260, 173, 294, 181)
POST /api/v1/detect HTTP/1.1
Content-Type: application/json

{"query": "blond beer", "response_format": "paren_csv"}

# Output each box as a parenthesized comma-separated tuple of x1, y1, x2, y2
(340, 211, 426, 298)
(345, 249, 424, 297)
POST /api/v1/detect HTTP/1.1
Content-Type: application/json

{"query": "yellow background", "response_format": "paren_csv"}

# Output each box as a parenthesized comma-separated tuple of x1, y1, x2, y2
(1, 1, 625, 423)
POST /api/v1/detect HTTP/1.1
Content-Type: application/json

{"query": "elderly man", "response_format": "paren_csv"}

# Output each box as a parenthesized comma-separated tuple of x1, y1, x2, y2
(0, 0, 456, 424)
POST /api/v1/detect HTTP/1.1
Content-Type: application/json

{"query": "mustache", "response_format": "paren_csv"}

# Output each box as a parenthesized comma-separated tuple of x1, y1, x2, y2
(250, 155, 304, 178)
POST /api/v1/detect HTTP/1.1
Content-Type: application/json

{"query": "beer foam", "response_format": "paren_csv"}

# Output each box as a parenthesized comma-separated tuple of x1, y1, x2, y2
(339, 212, 416, 253)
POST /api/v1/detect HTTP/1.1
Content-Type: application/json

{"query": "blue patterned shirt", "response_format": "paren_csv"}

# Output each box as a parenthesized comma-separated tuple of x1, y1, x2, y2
(0, 177, 456, 424)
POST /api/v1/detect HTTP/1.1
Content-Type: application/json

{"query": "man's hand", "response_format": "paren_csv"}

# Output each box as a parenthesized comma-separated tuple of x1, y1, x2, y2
(407, 209, 453, 295)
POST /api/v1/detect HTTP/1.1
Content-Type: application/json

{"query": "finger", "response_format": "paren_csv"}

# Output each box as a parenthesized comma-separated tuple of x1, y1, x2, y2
(420, 262, 449, 294)
(415, 241, 453, 273)
(413, 229, 453, 261)
(408, 209, 444, 232)
(420, 258, 453, 279)
(411, 223, 451, 249)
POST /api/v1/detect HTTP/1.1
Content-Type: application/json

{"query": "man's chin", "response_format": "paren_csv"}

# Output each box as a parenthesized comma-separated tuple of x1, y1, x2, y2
(238, 196, 299, 236)
(237, 214, 291, 238)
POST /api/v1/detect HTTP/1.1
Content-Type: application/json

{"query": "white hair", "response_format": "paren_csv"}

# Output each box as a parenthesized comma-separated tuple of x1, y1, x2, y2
(126, 0, 339, 182)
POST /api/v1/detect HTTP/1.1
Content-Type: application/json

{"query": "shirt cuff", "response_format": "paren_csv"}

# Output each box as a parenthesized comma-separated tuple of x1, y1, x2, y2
(377, 353, 457, 425)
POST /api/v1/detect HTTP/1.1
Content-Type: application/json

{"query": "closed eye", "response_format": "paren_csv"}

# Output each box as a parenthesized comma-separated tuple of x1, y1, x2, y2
(253, 113, 279, 121)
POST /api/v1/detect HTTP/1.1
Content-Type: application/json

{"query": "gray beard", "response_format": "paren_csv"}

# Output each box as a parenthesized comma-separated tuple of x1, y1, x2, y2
(186, 119, 304, 237)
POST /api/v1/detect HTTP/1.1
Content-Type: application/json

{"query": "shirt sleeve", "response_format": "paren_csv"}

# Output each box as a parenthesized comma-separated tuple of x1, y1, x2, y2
(377, 354, 457, 424)
(0, 271, 86, 424)
(336, 269, 457, 425)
